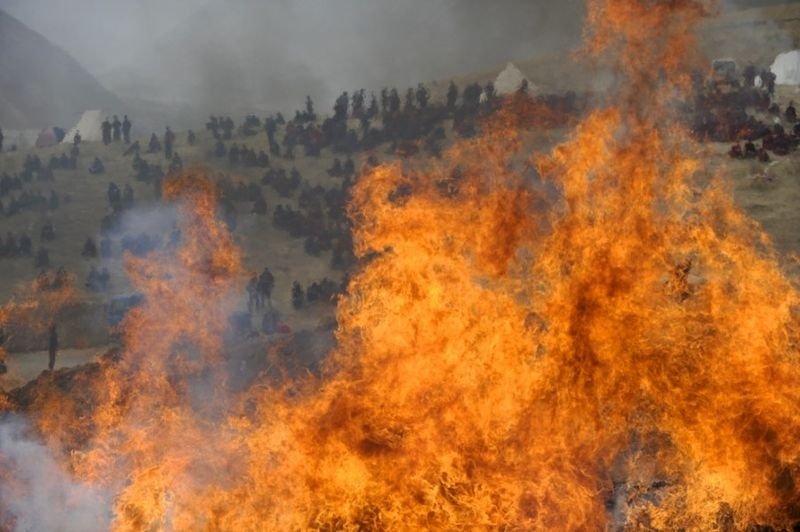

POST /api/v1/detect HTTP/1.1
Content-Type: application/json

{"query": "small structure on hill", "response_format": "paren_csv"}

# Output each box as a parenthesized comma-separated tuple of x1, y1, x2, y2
(62, 110, 105, 144)
(35, 127, 63, 148)
(493, 62, 537, 96)
(771, 50, 800, 85)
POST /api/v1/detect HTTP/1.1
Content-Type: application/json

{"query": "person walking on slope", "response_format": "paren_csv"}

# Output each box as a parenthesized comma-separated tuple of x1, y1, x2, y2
(47, 322, 58, 371)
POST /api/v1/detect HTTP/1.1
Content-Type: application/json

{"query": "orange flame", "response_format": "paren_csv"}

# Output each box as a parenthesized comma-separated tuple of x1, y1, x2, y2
(7, 0, 800, 529)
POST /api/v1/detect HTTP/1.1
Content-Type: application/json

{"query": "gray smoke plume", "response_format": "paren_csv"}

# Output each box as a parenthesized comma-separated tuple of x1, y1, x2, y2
(0, 417, 111, 531)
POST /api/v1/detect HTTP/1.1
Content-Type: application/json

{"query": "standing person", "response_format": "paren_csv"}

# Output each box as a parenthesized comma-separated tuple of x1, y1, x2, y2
(101, 118, 112, 145)
(0, 127, 3, 152)
(47, 323, 58, 371)
(247, 273, 258, 313)
(164, 127, 176, 159)
(258, 267, 275, 308)
(122, 115, 132, 144)
(112, 116, 122, 142)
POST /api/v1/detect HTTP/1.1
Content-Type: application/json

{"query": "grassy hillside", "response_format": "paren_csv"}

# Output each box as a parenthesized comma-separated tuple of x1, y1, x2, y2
(0, 128, 359, 335)
(0, 1, 799, 357)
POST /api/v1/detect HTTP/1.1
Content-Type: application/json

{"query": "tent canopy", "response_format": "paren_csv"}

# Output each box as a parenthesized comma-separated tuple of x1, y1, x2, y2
(771, 50, 800, 85)
(493, 62, 537, 96)
(35, 127, 60, 148)
(62, 110, 105, 143)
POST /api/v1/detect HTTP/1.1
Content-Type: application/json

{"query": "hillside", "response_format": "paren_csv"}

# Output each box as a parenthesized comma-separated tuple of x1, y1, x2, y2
(0, 1, 798, 361)
(0, 9, 121, 129)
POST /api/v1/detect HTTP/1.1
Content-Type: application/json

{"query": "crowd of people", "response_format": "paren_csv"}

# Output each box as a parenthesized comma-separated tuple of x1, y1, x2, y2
(684, 64, 800, 161)
(0, 232, 33, 258)
(4, 62, 799, 348)
(101, 115, 133, 145)
(291, 277, 341, 309)
(1, 190, 60, 217)
(246, 267, 275, 312)
(85, 265, 111, 292)
(727, 102, 800, 161)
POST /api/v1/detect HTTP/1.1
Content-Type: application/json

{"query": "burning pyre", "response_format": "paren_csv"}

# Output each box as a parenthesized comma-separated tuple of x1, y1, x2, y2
(2, 0, 800, 529)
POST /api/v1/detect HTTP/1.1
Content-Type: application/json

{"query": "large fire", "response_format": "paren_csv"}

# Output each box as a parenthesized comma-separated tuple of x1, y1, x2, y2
(2, 0, 800, 529)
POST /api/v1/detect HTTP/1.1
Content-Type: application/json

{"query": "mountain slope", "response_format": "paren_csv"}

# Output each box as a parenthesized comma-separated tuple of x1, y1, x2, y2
(0, 9, 121, 129)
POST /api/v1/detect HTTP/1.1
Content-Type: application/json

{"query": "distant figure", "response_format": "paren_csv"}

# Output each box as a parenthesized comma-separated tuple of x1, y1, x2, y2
(101, 117, 112, 145)
(148, 133, 162, 153)
(88, 267, 109, 290)
(122, 183, 134, 208)
(47, 323, 58, 371)
(214, 139, 226, 158)
(73, 130, 82, 146)
(122, 115, 132, 144)
(34, 248, 50, 269)
(760, 68, 777, 96)
(89, 157, 105, 175)
(123, 140, 140, 156)
(446, 81, 459, 111)
(416, 83, 430, 109)
(786, 102, 797, 124)
(187, 129, 196, 145)
(261, 309, 280, 335)
(169, 153, 182, 174)
(164, 127, 176, 159)
(81, 237, 98, 258)
(112, 115, 122, 142)
(258, 267, 275, 308)
(247, 273, 258, 312)
(0, 127, 3, 152)
(252, 195, 267, 215)
(291, 281, 305, 309)
(40, 221, 55, 242)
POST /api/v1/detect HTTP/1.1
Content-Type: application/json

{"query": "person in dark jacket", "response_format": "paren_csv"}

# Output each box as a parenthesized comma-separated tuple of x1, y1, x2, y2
(47, 323, 58, 371)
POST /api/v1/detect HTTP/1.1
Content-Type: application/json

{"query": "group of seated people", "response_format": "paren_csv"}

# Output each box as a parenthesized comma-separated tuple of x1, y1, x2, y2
(0, 232, 33, 257)
(85, 265, 111, 292)
(291, 277, 341, 309)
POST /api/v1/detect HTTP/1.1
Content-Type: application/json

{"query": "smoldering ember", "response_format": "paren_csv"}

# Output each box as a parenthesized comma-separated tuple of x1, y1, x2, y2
(2, 0, 800, 530)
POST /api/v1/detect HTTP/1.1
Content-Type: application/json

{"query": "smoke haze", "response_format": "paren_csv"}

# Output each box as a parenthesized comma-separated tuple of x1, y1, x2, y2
(0, 0, 586, 113)
(0, 417, 111, 531)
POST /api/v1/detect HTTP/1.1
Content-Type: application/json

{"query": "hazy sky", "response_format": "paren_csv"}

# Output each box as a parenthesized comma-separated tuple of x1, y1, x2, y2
(0, 0, 782, 116)
(0, 0, 583, 74)
(0, 0, 782, 77)
(0, 0, 210, 74)
(0, 0, 790, 130)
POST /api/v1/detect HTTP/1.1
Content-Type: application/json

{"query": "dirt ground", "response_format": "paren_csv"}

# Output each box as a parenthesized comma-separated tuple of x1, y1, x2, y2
(0, 345, 108, 391)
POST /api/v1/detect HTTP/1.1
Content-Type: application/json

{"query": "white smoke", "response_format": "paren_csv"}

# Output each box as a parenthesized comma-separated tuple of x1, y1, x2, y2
(0, 417, 110, 532)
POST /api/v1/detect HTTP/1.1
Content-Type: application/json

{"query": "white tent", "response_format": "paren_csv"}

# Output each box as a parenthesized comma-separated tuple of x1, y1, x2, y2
(771, 50, 800, 85)
(493, 62, 537, 96)
(62, 110, 105, 143)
